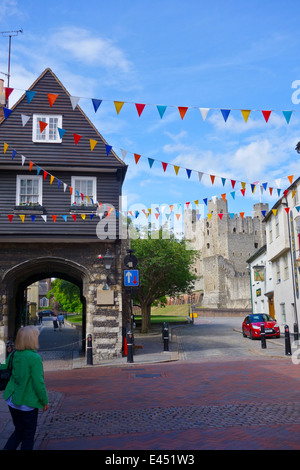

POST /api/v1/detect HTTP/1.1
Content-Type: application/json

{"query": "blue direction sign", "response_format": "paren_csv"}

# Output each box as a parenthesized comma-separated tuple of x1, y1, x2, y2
(124, 269, 139, 287)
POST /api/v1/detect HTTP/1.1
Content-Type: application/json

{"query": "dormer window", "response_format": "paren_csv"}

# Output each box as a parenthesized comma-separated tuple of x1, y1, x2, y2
(32, 114, 62, 143)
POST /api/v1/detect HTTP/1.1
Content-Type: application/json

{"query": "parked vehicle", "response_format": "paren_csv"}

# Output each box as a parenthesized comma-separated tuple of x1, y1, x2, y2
(38, 310, 53, 317)
(242, 314, 280, 340)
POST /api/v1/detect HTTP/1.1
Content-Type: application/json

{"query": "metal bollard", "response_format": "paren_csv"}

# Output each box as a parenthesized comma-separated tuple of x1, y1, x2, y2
(285, 325, 292, 356)
(294, 322, 299, 344)
(126, 330, 134, 363)
(163, 323, 169, 351)
(260, 323, 267, 349)
(86, 334, 93, 365)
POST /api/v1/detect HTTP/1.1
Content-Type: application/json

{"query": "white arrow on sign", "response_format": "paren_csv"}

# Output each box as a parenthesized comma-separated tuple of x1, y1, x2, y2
(126, 271, 133, 282)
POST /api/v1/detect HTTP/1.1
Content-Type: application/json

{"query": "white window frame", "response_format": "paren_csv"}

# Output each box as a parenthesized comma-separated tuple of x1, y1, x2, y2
(71, 176, 97, 206)
(32, 114, 62, 143)
(16, 175, 43, 205)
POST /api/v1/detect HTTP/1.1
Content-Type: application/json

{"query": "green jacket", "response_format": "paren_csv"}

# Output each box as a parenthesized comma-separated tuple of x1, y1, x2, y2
(0, 349, 48, 409)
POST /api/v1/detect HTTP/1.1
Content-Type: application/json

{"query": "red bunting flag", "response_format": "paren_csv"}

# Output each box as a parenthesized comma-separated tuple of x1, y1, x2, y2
(221, 194, 226, 201)
(48, 93, 58, 107)
(29, 161, 34, 171)
(210, 175, 215, 184)
(134, 153, 141, 164)
(285, 207, 290, 214)
(39, 121, 48, 133)
(241, 188, 246, 196)
(51, 215, 57, 223)
(218, 213, 223, 220)
(240, 212, 245, 219)
(4, 87, 13, 100)
(162, 162, 168, 172)
(43, 171, 48, 180)
(178, 107, 188, 120)
(71, 214, 77, 221)
(8, 214, 14, 222)
(269, 187, 273, 196)
(135, 103, 146, 116)
(73, 133, 82, 145)
(231, 180, 236, 188)
(288, 175, 294, 184)
(262, 110, 271, 122)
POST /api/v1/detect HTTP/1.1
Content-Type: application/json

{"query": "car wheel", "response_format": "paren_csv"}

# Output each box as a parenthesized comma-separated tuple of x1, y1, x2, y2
(276, 334, 280, 338)
(242, 328, 247, 338)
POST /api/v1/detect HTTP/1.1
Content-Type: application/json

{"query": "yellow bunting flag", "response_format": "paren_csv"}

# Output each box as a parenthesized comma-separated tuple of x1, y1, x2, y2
(272, 209, 277, 216)
(19, 214, 25, 223)
(3, 142, 8, 154)
(292, 190, 297, 198)
(114, 101, 124, 114)
(241, 110, 251, 122)
(50, 175, 55, 184)
(241, 182, 246, 189)
(90, 139, 97, 151)
(207, 213, 212, 220)
(174, 166, 180, 175)
(81, 214, 86, 220)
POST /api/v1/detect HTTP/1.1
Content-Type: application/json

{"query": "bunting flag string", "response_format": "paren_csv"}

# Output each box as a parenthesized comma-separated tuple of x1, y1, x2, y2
(3, 86, 297, 124)
(0, 140, 297, 225)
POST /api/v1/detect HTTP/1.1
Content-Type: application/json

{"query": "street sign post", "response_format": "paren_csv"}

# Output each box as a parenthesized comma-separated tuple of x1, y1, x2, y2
(124, 269, 139, 287)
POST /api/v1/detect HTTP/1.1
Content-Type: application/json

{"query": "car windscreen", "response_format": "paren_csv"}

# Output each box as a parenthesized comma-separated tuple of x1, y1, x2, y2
(250, 314, 273, 323)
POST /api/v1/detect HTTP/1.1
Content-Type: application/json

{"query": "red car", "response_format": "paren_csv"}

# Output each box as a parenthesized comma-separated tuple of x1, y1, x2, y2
(242, 313, 280, 340)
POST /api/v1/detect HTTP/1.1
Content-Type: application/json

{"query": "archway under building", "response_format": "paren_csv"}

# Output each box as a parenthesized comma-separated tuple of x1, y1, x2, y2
(2, 256, 90, 356)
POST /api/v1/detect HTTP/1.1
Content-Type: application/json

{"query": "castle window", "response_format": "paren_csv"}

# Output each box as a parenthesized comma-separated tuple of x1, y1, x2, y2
(207, 243, 210, 249)
(233, 227, 236, 233)
(254, 243, 258, 249)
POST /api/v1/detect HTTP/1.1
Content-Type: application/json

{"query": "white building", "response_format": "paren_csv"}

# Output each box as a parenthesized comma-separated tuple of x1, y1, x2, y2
(247, 245, 274, 317)
(263, 177, 300, 331)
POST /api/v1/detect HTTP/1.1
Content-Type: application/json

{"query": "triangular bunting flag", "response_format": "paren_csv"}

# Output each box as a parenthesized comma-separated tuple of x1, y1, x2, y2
(48, 93, 58, 107)
(269, 187, 273, 196)
(8, 214, 14, 222)
(221, 109, 230, 122)
(3, 107, 12, 120)
(251, 184, 256, 193)
(288, 175, 294, 184)
(90, 139, 97, 151)
(41, 215, 47, 223)
(221, 177, 226, 186)
(11, 149, 16, 160)
(221, 194, 226, 202)
(26, 90, 36, 103)
(207, 213, 212, 220)
(71, 214, 77, 222)
(174, 165, 180, 175)
(241, 109, 251, 122)
(261, 210, 266, 217)
(178, 106, 188, 119)
(36, 166, 41, 174)
(285, 207, 290, 214)
(262, 110, 271, 122)
(162, 162, 168, 172)
(57, 127, 66, 139)
(29, 161, 34, 171)
(92, 99, 102, 112)
(51, 215, 57, 223)
(199, 108, 209, 121)
(157, 105, 167, 119)
(39, 121, 48, 133)
(240, 212, 245, 219)
(50, 175, 55, 184)
(21, 114, 30, 127)
(70, 96, 80, 110)
(282, 110, 292, 124)
(198, 172, 203, 182)
(121, 149, 127, 160)
(135, 103, 145, 116)
(19, 214, 25, 223)
(105, 145, 112, 155)
(218, 213, 223, 220)
(62, 215, 67, 222)
(148, 158, 154, 168)
(229, 213, 234, 219)
(231, 180, 236, 188)
(272, 209, 277, 216)
(31, 215, 36, 222)
(73, 133, 82, 145)
(3, 142, 8, 154)
(203, 198, 208, 206)
(230, 191, 235, 199)
(210, 175, 215, 184)
(4, 87, 13, 100)
(43, 171, 48, 181)
(81, 214, 86, 220)
(134, 153, 141, 164)
(186, 169, 192, 179)
(241, 188, 246, 196)
(21, 155, 26, 166)
(114, 101, 124, 114)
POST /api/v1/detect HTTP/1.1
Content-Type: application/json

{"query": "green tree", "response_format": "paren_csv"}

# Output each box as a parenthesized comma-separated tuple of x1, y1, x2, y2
(47, 279, 82, 314)
(131, 231, 197, 333)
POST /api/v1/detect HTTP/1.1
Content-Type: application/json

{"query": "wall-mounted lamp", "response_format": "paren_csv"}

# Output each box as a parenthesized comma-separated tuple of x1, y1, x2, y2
(99, 250, 114, 290)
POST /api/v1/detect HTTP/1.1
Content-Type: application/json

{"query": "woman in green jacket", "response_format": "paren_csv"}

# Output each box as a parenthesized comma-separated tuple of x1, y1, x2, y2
(1, 325, 49, 450)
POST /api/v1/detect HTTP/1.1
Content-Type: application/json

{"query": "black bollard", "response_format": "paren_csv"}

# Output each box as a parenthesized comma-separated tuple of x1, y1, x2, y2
(285, 325, 292, 356)
(163, 323, 169, 351)
(86, 334, 93, 365)
(260, 323, 267, 349)
(126, 330, 134, 363)
(294, 322, 299, 343)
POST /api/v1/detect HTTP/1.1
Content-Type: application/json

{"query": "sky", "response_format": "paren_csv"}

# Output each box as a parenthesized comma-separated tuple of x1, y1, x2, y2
(1, 0, 300, 225)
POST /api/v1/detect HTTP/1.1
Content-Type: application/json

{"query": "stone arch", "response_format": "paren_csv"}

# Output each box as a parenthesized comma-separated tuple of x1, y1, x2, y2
(1, 256, 92, 352)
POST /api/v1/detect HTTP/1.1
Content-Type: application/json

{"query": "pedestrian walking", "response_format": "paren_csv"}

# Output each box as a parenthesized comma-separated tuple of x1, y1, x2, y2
(53, 314, 58, 332)
(38, 311, 43, 324)
(0, 325, 49, 450)
(58, 313, 64, 331)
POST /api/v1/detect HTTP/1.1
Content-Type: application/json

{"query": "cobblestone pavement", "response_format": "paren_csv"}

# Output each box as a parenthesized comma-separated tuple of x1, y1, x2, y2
(2, 317, 300, 451)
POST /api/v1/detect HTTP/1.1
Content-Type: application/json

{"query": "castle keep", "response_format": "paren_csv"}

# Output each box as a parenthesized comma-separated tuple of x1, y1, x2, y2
(185, 198, 268, 308)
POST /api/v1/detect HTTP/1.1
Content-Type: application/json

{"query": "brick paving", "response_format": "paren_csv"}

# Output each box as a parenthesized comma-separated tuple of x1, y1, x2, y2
(2, 319, 300, 451)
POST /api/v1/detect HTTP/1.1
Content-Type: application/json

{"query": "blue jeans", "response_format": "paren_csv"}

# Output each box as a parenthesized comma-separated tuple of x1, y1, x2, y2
(3, 406, 38, 450)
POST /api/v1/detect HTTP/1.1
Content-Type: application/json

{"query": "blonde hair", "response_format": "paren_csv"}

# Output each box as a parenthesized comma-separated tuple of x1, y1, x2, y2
(15, 326, 39, 351)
